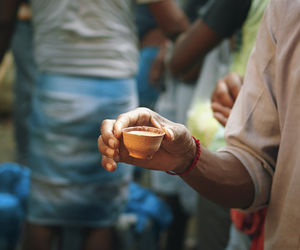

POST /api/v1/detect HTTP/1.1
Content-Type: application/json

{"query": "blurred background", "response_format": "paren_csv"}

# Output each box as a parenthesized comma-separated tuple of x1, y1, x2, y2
(0, 52, 197, 250)
(0, 52, 15, 163)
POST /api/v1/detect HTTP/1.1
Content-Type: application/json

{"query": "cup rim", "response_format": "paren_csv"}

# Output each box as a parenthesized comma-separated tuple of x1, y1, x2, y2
(122, 126, 165, 136)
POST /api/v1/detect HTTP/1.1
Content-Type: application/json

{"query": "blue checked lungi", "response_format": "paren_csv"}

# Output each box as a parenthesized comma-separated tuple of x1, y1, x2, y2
(26, 73, 137, 227)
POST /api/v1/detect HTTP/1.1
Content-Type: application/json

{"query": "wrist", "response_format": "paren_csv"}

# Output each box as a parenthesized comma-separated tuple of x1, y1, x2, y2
(166, 136, 201, 176)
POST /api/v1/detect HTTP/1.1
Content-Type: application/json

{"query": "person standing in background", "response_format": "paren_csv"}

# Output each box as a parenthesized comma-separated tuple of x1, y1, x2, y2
(148, 1, 208, 249)
(135, 2, 212, 249)
(11, 1, 38, 166)
(163, 0, 252, 249)
(135, 4, 168, 111)
(0, 1, 189, 250)
(169, 0, 251, 82)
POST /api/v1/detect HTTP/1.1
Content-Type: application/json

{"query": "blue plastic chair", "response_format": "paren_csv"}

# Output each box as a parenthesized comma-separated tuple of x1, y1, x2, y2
(0, 162, 30, 249)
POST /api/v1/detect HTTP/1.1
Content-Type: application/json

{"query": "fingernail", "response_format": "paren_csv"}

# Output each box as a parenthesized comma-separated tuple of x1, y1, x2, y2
(106, 148, 115, 157)
(163, 127, 174, 140)
(108, 139, 115, 148)
(106, 163, 113, 171)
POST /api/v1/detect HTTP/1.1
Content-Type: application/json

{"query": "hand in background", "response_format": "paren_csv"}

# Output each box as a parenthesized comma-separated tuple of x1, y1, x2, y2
(211, 72, 243, 126)
(149, 41, 167, 91)
(98, 107, 195, 173)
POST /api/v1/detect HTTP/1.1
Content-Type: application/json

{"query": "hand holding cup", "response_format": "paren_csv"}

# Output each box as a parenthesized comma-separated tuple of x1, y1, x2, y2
(98, 107, 196, 173)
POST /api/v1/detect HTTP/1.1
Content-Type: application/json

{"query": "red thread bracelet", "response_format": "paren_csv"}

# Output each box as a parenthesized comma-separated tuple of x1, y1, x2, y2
(165, 136, 201, 176)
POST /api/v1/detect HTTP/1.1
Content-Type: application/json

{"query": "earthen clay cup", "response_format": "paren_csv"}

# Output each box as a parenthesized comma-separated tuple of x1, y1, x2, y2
(122, 126, 165, 159)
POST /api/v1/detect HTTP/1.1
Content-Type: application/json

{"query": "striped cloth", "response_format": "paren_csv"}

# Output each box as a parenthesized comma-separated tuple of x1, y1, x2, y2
(26, 73, 137, 226)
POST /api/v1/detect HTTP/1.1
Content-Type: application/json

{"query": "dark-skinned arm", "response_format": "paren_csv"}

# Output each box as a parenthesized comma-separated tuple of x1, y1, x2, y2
(98, 107, 255, 209)
(180, 147, 254, 208)
(147, 0, 190, 41)
(169, 19, 223, 82)
(168, 0, 251, 83)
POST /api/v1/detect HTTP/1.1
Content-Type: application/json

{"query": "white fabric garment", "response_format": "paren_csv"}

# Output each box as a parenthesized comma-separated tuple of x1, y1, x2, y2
(30, 0, 161, 78)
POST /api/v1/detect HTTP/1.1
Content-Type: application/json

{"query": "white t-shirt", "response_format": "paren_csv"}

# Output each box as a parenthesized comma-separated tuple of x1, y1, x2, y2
(30, 0, 162, 78)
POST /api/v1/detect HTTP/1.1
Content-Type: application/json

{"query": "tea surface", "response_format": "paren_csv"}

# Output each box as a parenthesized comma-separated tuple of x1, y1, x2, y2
(127, 131, 161, 136)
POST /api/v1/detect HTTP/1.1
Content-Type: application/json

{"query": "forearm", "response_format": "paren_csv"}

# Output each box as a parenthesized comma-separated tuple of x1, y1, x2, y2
(179, 146, 255, 208)
(175, 58, 203, 83)
(148, 0, 189, 41)
(139, 28, 167, 48)
(169, 19, 222, 78)
(99, 107, 255, 208)
(0, 0, 20, 62)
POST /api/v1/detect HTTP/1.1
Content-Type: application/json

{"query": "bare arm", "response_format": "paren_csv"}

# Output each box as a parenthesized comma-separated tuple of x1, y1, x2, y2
(139, 28, 169, 90)
(0, 0, 20, 62)
(147, 0, 190, 41)
(169, 19, 223, 82)
(180, 147, 254, 208)
(98, 107, 254, 209)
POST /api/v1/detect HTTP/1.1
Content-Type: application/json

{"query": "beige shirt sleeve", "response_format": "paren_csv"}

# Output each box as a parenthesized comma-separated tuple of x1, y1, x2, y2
(220, 0, 279, 212)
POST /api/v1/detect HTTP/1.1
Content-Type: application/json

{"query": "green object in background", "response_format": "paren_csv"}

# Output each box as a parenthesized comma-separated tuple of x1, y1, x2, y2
(208, 125, 226, 152)
(230, 0, 270, 76)
(187, 101, 219, 147)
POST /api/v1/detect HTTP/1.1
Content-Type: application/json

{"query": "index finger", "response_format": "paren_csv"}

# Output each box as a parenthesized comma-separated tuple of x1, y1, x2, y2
(113, 107, 161, 138)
